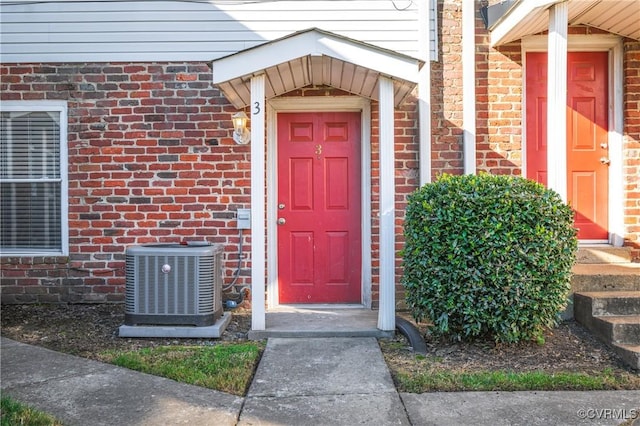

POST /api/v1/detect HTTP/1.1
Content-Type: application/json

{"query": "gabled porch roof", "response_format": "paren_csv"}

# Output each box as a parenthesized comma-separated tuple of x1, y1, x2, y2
(210, 28, 424, 108)
(487, 0, 640, 46)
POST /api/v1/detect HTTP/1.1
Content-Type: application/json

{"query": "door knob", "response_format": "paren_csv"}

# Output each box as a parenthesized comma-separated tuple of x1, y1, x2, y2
(599, 157, 611, 165)
(277, 218, 286, 225)
(600, 142, 608, 149)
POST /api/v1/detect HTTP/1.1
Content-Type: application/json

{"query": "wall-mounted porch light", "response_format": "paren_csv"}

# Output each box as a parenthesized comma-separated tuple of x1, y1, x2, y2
(232, 111, 251, 145)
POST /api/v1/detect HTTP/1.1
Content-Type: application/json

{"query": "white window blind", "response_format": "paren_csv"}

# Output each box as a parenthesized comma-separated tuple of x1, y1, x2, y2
(1, 103, 68, 254)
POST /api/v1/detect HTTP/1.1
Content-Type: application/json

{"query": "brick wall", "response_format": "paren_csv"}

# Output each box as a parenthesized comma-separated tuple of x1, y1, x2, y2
(0, 62, 422, 304)
(431, 1, 523, 177)
(1, 63, 254, 303)
(430, 0, 465, 177)
(1, 5, 639, 304)
(623, 40, 640, 260)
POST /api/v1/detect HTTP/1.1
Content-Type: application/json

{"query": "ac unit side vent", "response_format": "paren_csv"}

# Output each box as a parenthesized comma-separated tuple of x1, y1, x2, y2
(124, 244, 223, 327)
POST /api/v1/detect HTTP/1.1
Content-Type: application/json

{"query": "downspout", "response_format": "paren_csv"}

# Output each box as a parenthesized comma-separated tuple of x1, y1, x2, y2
(419, 0, 432, 185)
(462, 0, 477, 174)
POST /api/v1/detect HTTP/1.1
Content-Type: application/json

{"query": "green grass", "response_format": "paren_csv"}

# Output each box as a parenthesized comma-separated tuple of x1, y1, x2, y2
(1, 396, 63, 426)
(395, 368, 639, 393)
(101, 342, 263, 396)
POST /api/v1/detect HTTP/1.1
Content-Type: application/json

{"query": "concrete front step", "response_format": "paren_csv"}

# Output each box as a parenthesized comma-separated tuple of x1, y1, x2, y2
(596, 315, 640, 344)
(574, 312, 640, 346)
(574, 291, 640, 370)
(576, 246, 632, 264)
(574, 291, 640, 316)
(571, 263, 640, 293)
(612, 343, 640, 370)
(571, 246, 639, 369)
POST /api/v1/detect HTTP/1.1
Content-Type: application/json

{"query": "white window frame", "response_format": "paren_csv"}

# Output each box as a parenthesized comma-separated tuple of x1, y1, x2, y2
(0, 100, 69, 256)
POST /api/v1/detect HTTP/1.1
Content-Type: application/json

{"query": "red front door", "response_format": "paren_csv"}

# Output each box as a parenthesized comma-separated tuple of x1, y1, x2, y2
(526, 52, 609, 240)
(277, 112, 361, 304)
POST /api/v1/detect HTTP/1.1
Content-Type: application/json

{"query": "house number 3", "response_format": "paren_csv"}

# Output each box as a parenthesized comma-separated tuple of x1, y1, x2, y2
(315, 144, 322, 155)
(253, 101, 261, 115)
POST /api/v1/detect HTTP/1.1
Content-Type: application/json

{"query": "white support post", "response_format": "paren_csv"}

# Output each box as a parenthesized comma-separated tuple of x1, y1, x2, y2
(462, 0, 476, 175)
(419, 0, 432, 185)
(547, 2, 568, 202)
(610, 40, 624, 246)
(250, 74, 266, 331)
(377, 76, 395, 332)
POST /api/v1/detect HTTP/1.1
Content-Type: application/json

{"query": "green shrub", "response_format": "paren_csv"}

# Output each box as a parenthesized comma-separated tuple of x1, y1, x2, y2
(401, 173, 578, 343)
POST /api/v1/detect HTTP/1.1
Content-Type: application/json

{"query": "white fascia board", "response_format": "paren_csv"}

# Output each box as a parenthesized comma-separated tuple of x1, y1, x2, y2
(212, 31, 318, 83)
(315, 36, 421, 83)
(212, 29, 421, 85)
(489, 0, 560, 46)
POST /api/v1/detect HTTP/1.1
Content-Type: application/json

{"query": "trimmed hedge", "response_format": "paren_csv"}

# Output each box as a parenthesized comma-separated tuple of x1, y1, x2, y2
(401, 174, 578, 343)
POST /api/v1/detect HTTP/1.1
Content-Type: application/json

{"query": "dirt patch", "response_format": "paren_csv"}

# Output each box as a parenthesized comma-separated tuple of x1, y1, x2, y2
(382, 313, 640, 390)
(1, 304, 638, 385)
(387, 314, 634, 370)
(0, 304, 251, 362)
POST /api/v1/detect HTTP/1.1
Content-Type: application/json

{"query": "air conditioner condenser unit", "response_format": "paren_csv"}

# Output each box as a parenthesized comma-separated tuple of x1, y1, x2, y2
(119, 243, 230, 338)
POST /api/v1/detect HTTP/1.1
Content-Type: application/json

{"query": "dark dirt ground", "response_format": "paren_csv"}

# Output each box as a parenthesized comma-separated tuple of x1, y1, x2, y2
(1, 303, 638, 386)
(386, 312, 639, 386)
(0, 303, 253, 362)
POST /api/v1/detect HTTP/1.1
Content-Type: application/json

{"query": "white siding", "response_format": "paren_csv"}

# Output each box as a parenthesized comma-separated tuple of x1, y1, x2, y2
(0, 0, 435, 63)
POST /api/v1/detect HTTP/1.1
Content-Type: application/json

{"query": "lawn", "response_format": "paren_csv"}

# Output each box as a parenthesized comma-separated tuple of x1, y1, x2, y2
(101, 342, 263, 396)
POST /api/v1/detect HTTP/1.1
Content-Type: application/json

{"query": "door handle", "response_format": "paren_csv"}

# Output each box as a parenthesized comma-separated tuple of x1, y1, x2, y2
(277, 218, 286, 225)
(599, 157, 611, 165)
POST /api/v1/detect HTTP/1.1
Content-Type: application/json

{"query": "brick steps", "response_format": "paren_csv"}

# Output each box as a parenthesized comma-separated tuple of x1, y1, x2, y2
(573, 246, 640, 370)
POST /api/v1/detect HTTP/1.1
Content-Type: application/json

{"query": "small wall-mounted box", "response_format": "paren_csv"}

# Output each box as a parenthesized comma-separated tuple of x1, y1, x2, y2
(237, 208, 251, 229)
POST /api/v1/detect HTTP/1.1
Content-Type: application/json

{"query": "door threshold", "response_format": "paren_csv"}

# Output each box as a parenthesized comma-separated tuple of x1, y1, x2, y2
(578, 241, 611, 246)
(248, 305, 391, 340)
(270, 304, 367, 312)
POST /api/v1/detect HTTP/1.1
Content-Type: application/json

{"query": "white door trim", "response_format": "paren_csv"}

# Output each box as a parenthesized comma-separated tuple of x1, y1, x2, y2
(522, 34, 624, 246)
(266, 96, 372, 309)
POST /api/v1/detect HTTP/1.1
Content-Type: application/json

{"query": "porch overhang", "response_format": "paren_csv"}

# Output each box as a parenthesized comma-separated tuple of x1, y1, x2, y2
(211, 28, 424, 108)
(487, 0, 640, 46)
(211, 28, 410, 334)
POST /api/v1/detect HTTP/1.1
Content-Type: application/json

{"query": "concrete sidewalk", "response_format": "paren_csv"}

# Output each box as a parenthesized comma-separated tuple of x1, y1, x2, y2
(239, 337, 408, 425)
(0, 337, 242, 425)
(2, 336, 640, 425)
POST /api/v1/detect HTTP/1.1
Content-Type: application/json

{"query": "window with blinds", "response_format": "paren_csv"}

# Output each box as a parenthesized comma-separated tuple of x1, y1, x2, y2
(1, 103, 67, 254)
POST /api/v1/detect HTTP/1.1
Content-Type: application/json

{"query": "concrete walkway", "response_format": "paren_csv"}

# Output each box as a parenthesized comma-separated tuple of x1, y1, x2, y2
(2, 336, 640, 426)
(239, 337, 407, 425)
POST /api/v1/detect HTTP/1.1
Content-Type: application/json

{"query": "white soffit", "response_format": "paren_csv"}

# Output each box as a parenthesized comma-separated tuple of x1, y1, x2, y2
(211, 28, 423, 109)
(490, 0, 640, 46)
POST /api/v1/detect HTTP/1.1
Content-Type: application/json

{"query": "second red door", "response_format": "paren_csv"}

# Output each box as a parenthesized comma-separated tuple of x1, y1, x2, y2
(526, 51, 609, 240)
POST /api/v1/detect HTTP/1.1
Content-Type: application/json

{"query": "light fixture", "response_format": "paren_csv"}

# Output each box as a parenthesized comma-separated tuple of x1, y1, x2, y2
(232, 111, 250, 145)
